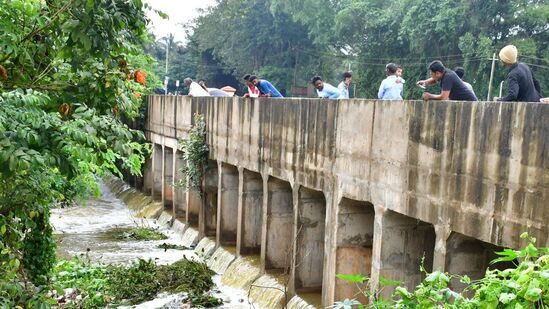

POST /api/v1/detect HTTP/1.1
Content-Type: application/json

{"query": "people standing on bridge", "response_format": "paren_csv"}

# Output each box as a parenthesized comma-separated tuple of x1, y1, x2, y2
(337, 71, 352, 99)
(249, 75, 284, 98)
(242, 74, 260, 98)
(378, 63, 404, 100)
(184, 78, 210, 97)
(494, 45, 542, 102)
(312, 76, 341, 99)
(198, 79, 231, 97)
(417, 61, 478, 101)
(395, 65, 406, 89)
(453, 67, 476, 97)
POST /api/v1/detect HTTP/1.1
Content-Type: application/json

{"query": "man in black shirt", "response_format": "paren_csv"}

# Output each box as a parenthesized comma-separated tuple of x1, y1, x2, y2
(495, 45, 542, 102)
(417, 60, 478, 101)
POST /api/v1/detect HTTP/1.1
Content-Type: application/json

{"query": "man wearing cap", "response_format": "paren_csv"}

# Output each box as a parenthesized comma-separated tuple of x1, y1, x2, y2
(495, 45, 542, 102)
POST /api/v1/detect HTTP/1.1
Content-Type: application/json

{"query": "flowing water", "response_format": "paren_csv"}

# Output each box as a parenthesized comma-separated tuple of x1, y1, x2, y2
(51, 178, 319, 308)
(221, 256, 262, 290)
(207, 246, 237, 274)
(248, 274, 288, 309)
(52, 183, 192, 265)
(50, 179, 251, 308)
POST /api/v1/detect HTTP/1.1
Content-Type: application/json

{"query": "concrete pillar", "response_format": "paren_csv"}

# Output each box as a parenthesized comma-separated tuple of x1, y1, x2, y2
(143, 157, 153, 195)
(163, 146, 174, 210)
(237, 169, 263, 256)
(199, 161, 218, 238)
(445, 232, 512, 291)
(186, 188, 201, 227)
(333, 198, 375, 303)
(261, 177, 294, 272)
(288, 185, 300, 296)
(216, 163, 239, 246)
(321, 187, 337, 308)
(151, 144, 163, 201)
(433, 224, 451, 271)
(185, 158, 200, 227)
(293, 187, 326, 293)
(173, 150, 186, 219)
(370, 207, 435, 297)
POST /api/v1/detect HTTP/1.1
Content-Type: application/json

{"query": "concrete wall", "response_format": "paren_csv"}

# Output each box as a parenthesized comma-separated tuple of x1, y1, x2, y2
(145, 95, 549, 307)
(335, 198, 374, 302)
(163, 146, 174, 210)
(262, 176, 293, 271)
(293, 187, 326, 293)
(237, 169, 263, 255)
(217, 163, 239, 246)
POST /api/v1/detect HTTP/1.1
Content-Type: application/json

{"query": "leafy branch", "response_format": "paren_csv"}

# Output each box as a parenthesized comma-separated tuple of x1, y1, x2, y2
(175, 113, 209, 194)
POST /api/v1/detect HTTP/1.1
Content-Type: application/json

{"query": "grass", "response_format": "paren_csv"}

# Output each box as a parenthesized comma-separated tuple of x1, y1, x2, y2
(111, 227, 168, 241)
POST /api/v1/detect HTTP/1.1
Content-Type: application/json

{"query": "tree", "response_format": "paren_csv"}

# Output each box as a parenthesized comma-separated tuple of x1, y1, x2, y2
(0, 0, 157, 305)
(168, 0, 548, 99)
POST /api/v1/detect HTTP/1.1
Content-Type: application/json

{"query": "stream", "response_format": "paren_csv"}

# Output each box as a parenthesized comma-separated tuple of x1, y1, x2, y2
(51, 179, 253, 309)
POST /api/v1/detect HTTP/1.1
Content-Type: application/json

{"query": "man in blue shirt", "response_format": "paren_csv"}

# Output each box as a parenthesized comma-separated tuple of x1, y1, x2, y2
(312, 76, 341, 99)
(249, 75, 283, 98)
(378, 63, 404, 100)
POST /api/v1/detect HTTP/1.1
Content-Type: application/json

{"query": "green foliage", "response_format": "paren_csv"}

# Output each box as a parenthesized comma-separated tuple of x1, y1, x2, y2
(0, 0, 158, 306)
(175, 113, 209, 192)
(161, 0, 548, 99)
(50, 256, 219, 308)
(21, 210, 56, 286)
(111, 227, 168, 241)
(334, 233, 549, 308)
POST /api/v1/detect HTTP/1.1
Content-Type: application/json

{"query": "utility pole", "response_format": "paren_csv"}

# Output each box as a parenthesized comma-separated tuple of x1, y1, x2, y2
(487, 53, 497, 101)
(165, 43, 169, 75)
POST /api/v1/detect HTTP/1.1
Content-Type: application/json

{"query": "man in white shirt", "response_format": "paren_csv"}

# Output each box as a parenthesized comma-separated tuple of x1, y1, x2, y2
(184, 78, 210, 97)
(312, 76, 341, 99)
(337, 71, 352, 99)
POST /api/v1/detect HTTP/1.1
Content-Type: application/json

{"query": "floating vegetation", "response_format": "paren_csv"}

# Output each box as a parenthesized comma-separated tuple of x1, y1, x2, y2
(110, 227, 168, 241)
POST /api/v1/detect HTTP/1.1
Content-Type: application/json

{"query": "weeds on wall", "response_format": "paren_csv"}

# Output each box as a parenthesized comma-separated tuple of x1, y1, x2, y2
(334, 233, 549, 308)
(175, 113, 209, 195)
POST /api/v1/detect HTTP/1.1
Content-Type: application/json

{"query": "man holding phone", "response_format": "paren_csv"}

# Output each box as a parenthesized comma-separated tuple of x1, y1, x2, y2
(417, 60, 478, 101)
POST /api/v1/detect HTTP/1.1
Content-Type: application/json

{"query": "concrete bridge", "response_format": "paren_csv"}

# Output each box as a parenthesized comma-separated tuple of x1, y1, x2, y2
(140, 95, 549, 307)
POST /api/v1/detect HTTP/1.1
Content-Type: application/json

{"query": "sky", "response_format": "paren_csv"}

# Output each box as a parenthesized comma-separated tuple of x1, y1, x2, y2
(144, 0, 217, 43)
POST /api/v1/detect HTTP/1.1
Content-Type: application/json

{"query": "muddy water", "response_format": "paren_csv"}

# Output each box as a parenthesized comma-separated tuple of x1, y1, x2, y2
(50, 180, 251, 308)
